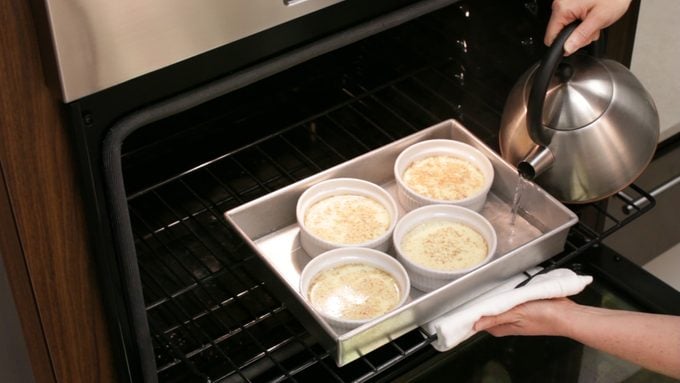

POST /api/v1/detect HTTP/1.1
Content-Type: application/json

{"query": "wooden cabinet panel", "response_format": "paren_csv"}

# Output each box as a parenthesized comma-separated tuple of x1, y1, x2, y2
(0, 0, 116, 382)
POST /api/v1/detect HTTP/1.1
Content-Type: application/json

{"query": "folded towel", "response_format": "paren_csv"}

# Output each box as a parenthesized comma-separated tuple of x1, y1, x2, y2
(422, 268, 593, 351)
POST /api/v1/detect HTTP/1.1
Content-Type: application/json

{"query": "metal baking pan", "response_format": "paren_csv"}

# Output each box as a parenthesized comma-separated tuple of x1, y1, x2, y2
(225, 119, 578, 366)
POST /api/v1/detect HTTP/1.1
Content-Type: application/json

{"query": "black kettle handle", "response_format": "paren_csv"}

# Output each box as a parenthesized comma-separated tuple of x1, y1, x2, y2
(527, 22, 578, 144)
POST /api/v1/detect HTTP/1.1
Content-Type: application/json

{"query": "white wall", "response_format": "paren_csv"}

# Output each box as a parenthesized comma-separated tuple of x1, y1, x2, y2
(630, 0, 680, 142)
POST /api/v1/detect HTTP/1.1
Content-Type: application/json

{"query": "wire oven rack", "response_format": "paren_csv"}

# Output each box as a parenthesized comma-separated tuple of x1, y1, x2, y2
(127, 80, 654, 382)
(121, 2, 655, 382)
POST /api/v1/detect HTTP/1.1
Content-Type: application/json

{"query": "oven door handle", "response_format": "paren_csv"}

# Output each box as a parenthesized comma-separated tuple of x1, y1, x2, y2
(620, 172, 680, 213)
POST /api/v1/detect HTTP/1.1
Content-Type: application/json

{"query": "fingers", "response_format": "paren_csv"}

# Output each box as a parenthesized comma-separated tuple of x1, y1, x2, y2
(474, 312, 518, 332)
(483, 324, 518, 338)
(475, 299, 574, 338)
(545, 0, 632, 54)
(544, 0, 582, 46)
(474, 315, 498, 332)
(564, 13, 605, 54)
(544, 13, 573, 47)
(475, 314, 522, 337)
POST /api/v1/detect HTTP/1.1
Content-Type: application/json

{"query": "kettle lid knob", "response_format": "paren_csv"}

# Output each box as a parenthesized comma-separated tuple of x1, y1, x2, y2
(536, 54, 613, 131)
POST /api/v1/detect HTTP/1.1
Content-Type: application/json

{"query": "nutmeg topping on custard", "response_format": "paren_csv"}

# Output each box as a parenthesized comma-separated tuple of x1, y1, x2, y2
(401, 220, 488, 271)
(308, 263, 400, 320)
(304, 194, 390, 244)
(403, 155, 484, 200)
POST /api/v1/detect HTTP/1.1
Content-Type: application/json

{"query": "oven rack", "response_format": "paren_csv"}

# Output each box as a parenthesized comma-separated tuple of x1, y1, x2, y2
(120, 2, 655, 381)
(133, 181, 653, 383)
(127, 77, 655, 382)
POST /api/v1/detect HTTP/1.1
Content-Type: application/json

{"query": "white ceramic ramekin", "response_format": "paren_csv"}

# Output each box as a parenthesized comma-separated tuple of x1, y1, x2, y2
(392, 204, 497, 292)
(394, 139, 494, 212)
(299, 247, 410, 330)
(296, 178, 398, 257)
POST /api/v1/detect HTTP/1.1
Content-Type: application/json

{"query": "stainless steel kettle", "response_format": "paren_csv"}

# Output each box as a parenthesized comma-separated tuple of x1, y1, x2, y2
(499, 23, 659, 203)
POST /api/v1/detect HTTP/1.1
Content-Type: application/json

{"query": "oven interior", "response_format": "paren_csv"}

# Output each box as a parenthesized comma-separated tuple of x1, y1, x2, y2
(75, 0, 660, 382)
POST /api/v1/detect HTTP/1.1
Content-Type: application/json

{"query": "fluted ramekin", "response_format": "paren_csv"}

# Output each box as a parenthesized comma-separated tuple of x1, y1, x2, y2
(394, 139, 494, 212)
(392, 204, 497, 292)
(296, 178, 398, 257)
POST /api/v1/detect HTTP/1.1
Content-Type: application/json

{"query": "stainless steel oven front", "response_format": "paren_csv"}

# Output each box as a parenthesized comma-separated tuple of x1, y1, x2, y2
(43, 0, 348, 102)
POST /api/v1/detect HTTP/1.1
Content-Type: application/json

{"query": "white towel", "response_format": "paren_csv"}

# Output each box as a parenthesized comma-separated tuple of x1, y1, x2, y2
(422, 268, 593, 351)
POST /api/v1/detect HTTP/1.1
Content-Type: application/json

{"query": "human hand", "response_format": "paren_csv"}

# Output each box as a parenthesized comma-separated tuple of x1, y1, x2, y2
(476, 297, 680, 379)
(545, 0, 632, 55)
(474, 297, 575, 337)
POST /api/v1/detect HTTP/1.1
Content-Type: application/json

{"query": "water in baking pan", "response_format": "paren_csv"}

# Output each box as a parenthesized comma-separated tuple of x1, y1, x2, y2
(510, 175, 528, 226)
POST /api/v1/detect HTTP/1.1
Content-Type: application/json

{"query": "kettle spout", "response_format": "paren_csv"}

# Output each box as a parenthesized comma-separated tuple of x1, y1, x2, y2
(517, 145, 554, 180)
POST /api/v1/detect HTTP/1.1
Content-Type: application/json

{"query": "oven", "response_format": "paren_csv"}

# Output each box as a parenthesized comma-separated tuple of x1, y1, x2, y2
(34, 0, 680, 382)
